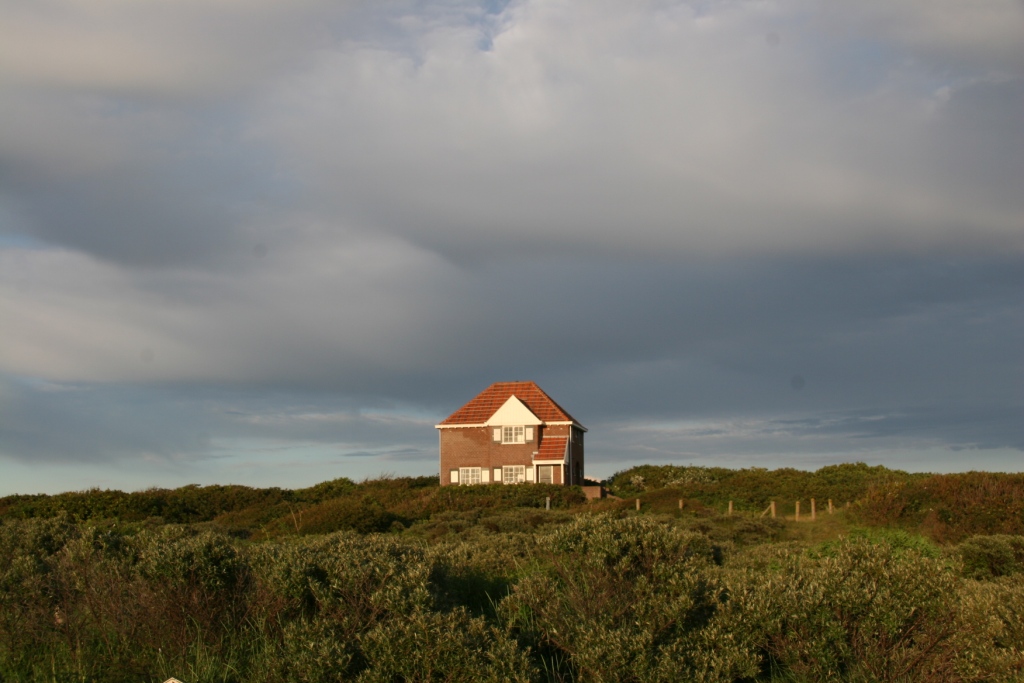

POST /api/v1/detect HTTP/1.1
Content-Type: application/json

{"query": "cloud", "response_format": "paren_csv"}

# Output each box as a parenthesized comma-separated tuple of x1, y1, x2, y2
(2, 243, 1019, 467)
(258, 0, 1024, 258)
(0, 0, 1021, 490)
(5, 0, 1023, 268)
(0, 0, 353, 97)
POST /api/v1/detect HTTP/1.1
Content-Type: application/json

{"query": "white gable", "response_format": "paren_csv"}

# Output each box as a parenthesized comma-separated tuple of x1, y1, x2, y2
(484, 395, 543, 426)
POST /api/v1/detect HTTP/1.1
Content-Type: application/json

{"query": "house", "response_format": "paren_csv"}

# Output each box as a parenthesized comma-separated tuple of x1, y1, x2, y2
(436, 381, 586, 486)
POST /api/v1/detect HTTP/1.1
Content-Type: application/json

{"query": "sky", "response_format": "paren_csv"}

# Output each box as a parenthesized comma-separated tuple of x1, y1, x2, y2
(1, 0, 1022, 495)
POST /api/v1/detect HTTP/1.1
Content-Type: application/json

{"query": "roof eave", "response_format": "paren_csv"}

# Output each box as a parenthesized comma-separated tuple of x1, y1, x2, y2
(437, 420, 586, 431)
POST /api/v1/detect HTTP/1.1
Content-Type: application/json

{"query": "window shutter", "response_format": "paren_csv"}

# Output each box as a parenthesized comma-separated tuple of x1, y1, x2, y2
(493, 428, 501, 442)
(450, 470, 459, 484)
(494, 468, 502, 483)
(525, 467, 535, 482)
(481, 469, 490, 483)
(525, 427, 534, 442)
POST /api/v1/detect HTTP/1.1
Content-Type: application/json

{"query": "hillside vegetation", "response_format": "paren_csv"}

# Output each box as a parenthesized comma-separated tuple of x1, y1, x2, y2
(2, 464, 1023, 682)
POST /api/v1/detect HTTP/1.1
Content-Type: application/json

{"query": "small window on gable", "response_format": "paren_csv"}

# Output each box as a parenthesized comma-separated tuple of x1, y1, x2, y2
(502, 426, 525, 444)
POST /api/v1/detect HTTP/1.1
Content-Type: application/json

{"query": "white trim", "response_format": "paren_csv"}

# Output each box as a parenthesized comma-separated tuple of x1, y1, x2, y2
(531, 459, 565, 465)
(438, 420, 587, 431)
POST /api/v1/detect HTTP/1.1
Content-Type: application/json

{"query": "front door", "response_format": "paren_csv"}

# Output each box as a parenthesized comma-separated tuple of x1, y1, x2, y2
(538, 465, 554, 484)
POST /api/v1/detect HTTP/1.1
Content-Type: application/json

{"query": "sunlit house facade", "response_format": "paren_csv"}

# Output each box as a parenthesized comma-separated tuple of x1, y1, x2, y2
(436, 381, 586, 486)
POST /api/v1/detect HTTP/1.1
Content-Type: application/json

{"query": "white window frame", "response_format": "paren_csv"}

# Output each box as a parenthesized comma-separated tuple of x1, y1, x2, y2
(502, 465, 526, 484)
(538, 465, 554, 484)
(502, 426, 525, 444)
(459, 467, 481, 485)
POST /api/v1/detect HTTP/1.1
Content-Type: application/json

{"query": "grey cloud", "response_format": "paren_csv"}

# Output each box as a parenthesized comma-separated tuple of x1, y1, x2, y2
(0, 375, 437, 466)
(0, 0, 1021, 491)
(0, 0, 358, 97)
(4, 0, 1023, 268)
(260, 0, 1024, 259)
(2, 249, 1019, 470)
(0, 376, 215, 463)
(771, 407, 1024, 451)
(0, 90, 288, 267)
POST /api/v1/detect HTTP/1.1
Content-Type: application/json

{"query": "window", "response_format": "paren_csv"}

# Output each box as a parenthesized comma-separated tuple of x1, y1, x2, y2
(538, 465, 554, 484)
(459, 467, 481, 485)
(502, 426, 525, 444)
(503, 465, 526, 484)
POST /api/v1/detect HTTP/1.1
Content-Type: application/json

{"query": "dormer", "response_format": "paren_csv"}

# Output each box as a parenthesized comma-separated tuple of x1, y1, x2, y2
(485, 395, 542, 444)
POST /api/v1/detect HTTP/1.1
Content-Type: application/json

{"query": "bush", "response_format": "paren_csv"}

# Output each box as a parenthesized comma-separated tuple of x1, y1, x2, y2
(958, 535, 1024, 580)
(359, 607, 534, 682)
(723, 539, 964, 682)
(298, 497, 397, 534)
(608, 462, 910, 512)
(855, 473, 1024, 542)
(503, 514, 758, 682)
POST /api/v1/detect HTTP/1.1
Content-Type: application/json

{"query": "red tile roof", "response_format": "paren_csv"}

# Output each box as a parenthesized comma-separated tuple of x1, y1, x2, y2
(536, 436, 567, 461)
(439, 381, 582, 426)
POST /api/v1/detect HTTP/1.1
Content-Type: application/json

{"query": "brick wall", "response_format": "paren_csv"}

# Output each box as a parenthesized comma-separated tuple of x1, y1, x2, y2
(439, 424, 583, 486)
(439, 427, 537, 485)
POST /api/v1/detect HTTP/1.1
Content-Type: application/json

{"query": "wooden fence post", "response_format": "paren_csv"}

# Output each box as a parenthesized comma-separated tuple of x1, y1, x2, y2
(546, 496, 550, 510)
(678, 499, 683, 510)
(795, 500, 801, 521)
(770, 501, 776, 518)
(636, 498, 641, 511)
(811, 498, 816, 521)
(828, 499, 834, 514)
(728, 500, 733, 516)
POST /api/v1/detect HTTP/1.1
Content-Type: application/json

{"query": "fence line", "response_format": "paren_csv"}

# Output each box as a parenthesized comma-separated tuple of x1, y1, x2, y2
(632, 497, 843, 520)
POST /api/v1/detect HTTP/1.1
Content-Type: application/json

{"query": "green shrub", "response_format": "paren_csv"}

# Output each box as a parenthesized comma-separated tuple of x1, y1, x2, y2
(298, 497, 397, 535)
(958, 535, 1024, 580)
(359, 607, 534, 682)
(953, 576, 1024, 680)
(608, 462, 910, 512)
(136, 527, 246, 594)
(854, 472, 1024, 542)
(503, 514, 758, 682)
(723, 539, 963, 682)
(809, 527, 941, 560)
